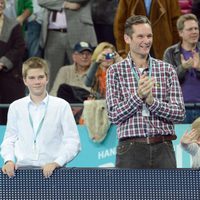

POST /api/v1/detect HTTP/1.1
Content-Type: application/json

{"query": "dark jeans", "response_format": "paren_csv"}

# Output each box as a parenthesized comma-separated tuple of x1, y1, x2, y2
(116, 140, 176, 169)
(182, 106, 200, 124)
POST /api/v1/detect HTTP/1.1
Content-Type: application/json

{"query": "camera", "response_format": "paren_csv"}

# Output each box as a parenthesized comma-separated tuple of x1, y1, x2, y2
(105, 52, 115, 60)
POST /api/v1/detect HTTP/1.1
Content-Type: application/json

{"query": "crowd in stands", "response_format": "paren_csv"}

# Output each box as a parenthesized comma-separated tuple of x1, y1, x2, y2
(0, 0, 200, 125)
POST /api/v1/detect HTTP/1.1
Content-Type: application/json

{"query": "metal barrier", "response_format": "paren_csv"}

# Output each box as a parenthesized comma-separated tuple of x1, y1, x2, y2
(0, 168, 200, 200)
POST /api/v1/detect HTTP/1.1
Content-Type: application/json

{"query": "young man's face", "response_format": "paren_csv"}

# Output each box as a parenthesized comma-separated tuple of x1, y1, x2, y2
(124, 23, 153, 58)
(23, 68, 48, 97)
(179, 20, 199, 45)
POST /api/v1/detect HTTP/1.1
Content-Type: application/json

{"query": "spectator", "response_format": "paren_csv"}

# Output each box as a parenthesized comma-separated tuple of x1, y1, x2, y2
(0, 0, 25, 125)
(91, 0, 118, 46)
(106, 15, 185, 169)
(26, 0, 44, 57)
(3, 0, 33, 28)
(114, 0, 181, 59)
(180, 117, 200, 168)
(0, 57, 81, 178)
(38, 0, 97, 91)
(85, 42, 122, 99)
(50, 41, 92, 97)
(163, 14, 200, 124)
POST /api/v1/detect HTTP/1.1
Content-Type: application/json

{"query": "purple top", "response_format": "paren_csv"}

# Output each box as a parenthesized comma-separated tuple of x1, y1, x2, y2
(181, 47, 200, 103)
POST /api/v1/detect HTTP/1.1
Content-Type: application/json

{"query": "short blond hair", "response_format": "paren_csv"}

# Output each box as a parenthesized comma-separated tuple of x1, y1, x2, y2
(22, 57, 49, 78)
(191, 117, 200, 140)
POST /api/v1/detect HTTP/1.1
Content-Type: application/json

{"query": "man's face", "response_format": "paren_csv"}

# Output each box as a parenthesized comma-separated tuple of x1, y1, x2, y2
(124, 23, 153, 58)
(73, 50, 92, 68)
(23, 68, 48, 97)
(179, 20, 199, 45)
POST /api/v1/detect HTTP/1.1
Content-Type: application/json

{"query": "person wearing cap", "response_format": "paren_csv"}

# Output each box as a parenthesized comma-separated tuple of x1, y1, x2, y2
(50, 41, 93, 97)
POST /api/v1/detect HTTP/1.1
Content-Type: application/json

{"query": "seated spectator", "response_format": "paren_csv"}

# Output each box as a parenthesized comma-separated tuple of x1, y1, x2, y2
(180, 117, 200, 168)
(163, 14, 200, 124)
(50, 41, 93, 124)
(50, 41, 93, 97)
(0, 0, 25, 125)
(85, 42, 122, 99)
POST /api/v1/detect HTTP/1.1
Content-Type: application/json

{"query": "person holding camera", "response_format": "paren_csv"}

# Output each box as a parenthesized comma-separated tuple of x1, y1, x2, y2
(84, 42, 122, 99)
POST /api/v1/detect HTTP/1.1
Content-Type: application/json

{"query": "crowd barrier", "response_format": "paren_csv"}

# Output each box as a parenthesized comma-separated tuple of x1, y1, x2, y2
(0, 168, 199, 200)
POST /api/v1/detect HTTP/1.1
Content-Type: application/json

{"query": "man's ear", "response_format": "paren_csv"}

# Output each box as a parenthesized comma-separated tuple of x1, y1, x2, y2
(124, 34, 131, 44)
(178, 30, 183, 38)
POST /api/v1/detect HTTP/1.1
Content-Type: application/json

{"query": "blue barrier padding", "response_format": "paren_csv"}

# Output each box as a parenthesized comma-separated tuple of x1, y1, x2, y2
(0, 124, 192, 168)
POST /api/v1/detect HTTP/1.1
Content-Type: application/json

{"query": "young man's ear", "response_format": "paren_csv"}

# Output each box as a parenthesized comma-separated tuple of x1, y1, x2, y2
(124, 34, 131, 44)
(23, 78, 27, 86)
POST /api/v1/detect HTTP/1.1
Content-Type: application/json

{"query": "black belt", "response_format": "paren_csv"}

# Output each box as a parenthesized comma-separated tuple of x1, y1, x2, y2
(49, 28, 67, 33)
(119, 135, 177, 144)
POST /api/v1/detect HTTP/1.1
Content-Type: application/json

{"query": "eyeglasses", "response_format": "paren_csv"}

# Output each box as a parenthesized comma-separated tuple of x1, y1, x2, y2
(75, 52, 92, 57)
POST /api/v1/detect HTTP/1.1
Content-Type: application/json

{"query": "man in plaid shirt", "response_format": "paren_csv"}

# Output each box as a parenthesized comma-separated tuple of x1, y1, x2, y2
(106, 15, 185, 168)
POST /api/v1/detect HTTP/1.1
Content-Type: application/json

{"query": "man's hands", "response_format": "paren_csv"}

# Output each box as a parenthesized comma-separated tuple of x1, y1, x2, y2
(181, 51, 200, 71)
(2, 160, 16, 178)
(137, 74, 155, 105)
(42, 162, 60, 178)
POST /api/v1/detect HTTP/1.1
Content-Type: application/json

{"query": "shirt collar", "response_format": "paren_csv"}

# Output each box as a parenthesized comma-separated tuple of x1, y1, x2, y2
(27, 92, 49, 106)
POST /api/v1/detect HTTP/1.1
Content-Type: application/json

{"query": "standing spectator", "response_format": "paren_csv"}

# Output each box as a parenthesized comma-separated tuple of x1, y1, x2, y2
(38, 0, 97, 91)
(163, 14, 200, 124)
(106, 15, 185, 169)
(26, 0, 44, 57)
(1, 57, 81, 178)
(91, 0, 118, 46)
(3, 0, 33, 28)
(0, 0, 25, 125)
(114, 0, 181, 59)
(85, 42, 122, 99)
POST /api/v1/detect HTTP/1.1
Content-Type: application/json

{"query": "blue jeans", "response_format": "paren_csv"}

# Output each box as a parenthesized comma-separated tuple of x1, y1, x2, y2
(182, 106, 200, 124)
(26, 21, 42, 57)
(116, 140, 176, 168)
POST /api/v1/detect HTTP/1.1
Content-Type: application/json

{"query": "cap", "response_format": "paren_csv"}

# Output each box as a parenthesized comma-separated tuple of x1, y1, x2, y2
(73, 41, 93, 53)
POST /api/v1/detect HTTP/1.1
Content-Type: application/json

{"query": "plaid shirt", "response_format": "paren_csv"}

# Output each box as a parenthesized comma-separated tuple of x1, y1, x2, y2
(106, 54, 185, 139)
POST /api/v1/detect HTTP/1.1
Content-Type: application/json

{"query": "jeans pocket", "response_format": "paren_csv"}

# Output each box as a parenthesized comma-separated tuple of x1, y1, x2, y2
(117, 141, 133, 155)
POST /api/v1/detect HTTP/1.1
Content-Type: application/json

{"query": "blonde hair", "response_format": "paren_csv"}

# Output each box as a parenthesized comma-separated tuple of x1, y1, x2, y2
(22, 57, 49, 78)
(91, 42, 116, 62)
(192, 117, 200, 140)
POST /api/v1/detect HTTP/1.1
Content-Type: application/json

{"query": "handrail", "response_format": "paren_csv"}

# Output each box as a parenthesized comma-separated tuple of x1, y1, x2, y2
(0, 103, 83, 108)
